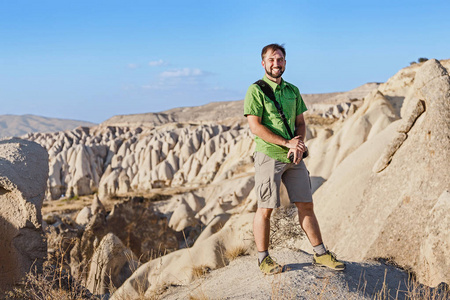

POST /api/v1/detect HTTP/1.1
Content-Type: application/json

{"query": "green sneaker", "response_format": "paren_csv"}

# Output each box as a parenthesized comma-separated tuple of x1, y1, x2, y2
(259, 255, 283, 275)
(313, 251, 345, 271)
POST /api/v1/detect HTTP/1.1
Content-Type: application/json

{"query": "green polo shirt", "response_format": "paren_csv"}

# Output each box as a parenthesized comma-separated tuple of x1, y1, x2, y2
(244, 74, 307, 163)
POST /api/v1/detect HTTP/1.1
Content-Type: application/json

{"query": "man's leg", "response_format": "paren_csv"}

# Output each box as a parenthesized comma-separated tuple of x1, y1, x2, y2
(252, 152, 283, 274)
(253, 207, 273, 252)
(295, 202, 345, 270)
(294, 202, 323, 247)
(253, 207, 283, 274)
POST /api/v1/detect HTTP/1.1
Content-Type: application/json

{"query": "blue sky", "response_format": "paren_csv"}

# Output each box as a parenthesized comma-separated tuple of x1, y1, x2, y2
(1, 0, 449, 123)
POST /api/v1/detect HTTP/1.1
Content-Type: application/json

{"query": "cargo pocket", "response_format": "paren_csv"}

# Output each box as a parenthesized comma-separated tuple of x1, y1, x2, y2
(258, 178, 272, 202)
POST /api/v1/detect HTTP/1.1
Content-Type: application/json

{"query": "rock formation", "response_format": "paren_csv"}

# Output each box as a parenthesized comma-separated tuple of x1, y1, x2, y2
(86, 233, 140, 295)
(306, 59, 450, 287)
(0, 138, 49, 289)
(24, 123, 255, 201)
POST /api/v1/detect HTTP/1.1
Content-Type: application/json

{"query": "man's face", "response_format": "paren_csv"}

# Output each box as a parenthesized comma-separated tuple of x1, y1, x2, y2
(262, 49, 286, 80)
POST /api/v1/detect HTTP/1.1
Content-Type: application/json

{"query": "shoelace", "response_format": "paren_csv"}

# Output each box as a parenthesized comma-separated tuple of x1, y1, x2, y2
(328, 251, 339, 262)
(265, 256, 280, 267)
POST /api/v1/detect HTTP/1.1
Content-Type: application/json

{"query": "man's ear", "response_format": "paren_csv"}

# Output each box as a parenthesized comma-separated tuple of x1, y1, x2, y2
(261, 61, 265, 67)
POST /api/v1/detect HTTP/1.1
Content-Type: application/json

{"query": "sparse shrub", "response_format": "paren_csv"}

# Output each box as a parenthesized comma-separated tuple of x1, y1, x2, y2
(191, 265, 211, 280)
(5, 263, 96, 300)
(418, 57, 429, 63)
(270, 205, 305, 250)
(224, 245, 248, 261)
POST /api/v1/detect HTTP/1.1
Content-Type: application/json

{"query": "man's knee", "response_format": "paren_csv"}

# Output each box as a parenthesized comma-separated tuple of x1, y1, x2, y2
(256, 208, 273, 220)
(295, 202, 314, 213)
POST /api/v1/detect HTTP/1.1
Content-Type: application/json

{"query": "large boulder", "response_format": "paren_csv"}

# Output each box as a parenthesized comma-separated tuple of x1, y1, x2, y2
(307, 59, 450, 287)
(0, 138, 49, 289)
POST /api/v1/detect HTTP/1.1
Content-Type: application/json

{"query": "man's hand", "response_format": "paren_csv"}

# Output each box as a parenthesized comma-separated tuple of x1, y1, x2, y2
(285, 136, 306, 152)
(287, 148, 303, 164)
(286, 136, 306, 164)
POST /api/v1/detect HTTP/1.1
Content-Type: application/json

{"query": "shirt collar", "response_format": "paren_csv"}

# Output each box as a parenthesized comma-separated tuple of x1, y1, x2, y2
(262, 74, 286, 90)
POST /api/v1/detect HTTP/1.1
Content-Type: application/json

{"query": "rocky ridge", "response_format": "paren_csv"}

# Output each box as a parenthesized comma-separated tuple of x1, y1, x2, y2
(0, 114, 96, 139)
(102, 82, 380, 128)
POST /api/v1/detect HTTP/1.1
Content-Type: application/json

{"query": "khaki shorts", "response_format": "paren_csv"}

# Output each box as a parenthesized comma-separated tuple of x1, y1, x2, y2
(254, 152, 313, 208)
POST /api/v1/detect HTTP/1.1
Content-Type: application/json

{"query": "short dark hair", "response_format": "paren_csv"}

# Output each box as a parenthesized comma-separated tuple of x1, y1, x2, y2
(261, 43, 286, 60)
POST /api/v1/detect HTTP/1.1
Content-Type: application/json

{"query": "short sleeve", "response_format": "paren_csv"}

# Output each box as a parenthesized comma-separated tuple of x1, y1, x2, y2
(295, 87, 308, 116)
(244, 84, 264, 117)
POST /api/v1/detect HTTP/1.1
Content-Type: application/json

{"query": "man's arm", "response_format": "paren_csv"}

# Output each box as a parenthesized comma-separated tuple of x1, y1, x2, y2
(247, 115, 305, 151)
(294, 113, 306, 142)
(286, 113, 307, 164)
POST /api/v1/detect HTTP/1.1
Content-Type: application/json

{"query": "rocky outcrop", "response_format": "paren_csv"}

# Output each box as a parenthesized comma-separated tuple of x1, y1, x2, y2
(373, 99, 425, 173)
(86, 233, 140, 295)
(305, 89, 399, 180)
(307, 59, 450, 287)
(0, 138, 49, 289)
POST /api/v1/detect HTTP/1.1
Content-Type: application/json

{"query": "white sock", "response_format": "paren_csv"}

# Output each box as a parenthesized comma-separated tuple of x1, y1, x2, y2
(313, 244, 327, 256)
(258, 250, 269, 264)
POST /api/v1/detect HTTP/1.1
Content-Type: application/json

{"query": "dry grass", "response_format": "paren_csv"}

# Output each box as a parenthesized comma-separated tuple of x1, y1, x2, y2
(224, 245, 248, 262)
(3, 263, 95, 300)
(191, 265, 211, 280)
(269, 265, 449, 300)
(388, 279, 449, 300)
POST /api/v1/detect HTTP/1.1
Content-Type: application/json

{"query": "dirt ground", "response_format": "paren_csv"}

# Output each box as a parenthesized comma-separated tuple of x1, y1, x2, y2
(159, 248, 411, 300)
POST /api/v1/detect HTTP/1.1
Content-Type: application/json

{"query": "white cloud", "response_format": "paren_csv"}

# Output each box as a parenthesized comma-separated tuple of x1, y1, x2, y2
(127, 63, 138, 69)
(141, 67, 212, 90)
(148, 59, 166, 67)
(160, 68, 208, 78)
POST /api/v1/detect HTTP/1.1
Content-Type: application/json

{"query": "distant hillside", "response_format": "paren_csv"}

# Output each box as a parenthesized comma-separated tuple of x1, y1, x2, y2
(101, 83, 381, 127)
(0, 114, 96, 138)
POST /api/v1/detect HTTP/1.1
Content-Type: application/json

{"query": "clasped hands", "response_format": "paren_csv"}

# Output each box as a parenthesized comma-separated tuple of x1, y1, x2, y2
(285, 136, 306, 164)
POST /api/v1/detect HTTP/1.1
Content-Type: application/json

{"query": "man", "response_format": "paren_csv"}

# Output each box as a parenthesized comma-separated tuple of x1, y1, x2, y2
(244, 43, 345, 274)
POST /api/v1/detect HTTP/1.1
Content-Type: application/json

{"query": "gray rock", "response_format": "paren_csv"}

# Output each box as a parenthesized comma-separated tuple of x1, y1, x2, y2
(0, 138, 49, 289)
(76, 206, 93, 226)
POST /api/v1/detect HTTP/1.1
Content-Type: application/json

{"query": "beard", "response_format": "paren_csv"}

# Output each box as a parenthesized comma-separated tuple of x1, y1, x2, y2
(265, 66, 284, 79)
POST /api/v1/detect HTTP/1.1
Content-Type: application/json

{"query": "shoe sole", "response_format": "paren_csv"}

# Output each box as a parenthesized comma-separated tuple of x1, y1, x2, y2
(260, 266, 284, 275)
(313, 261, 346, 271)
